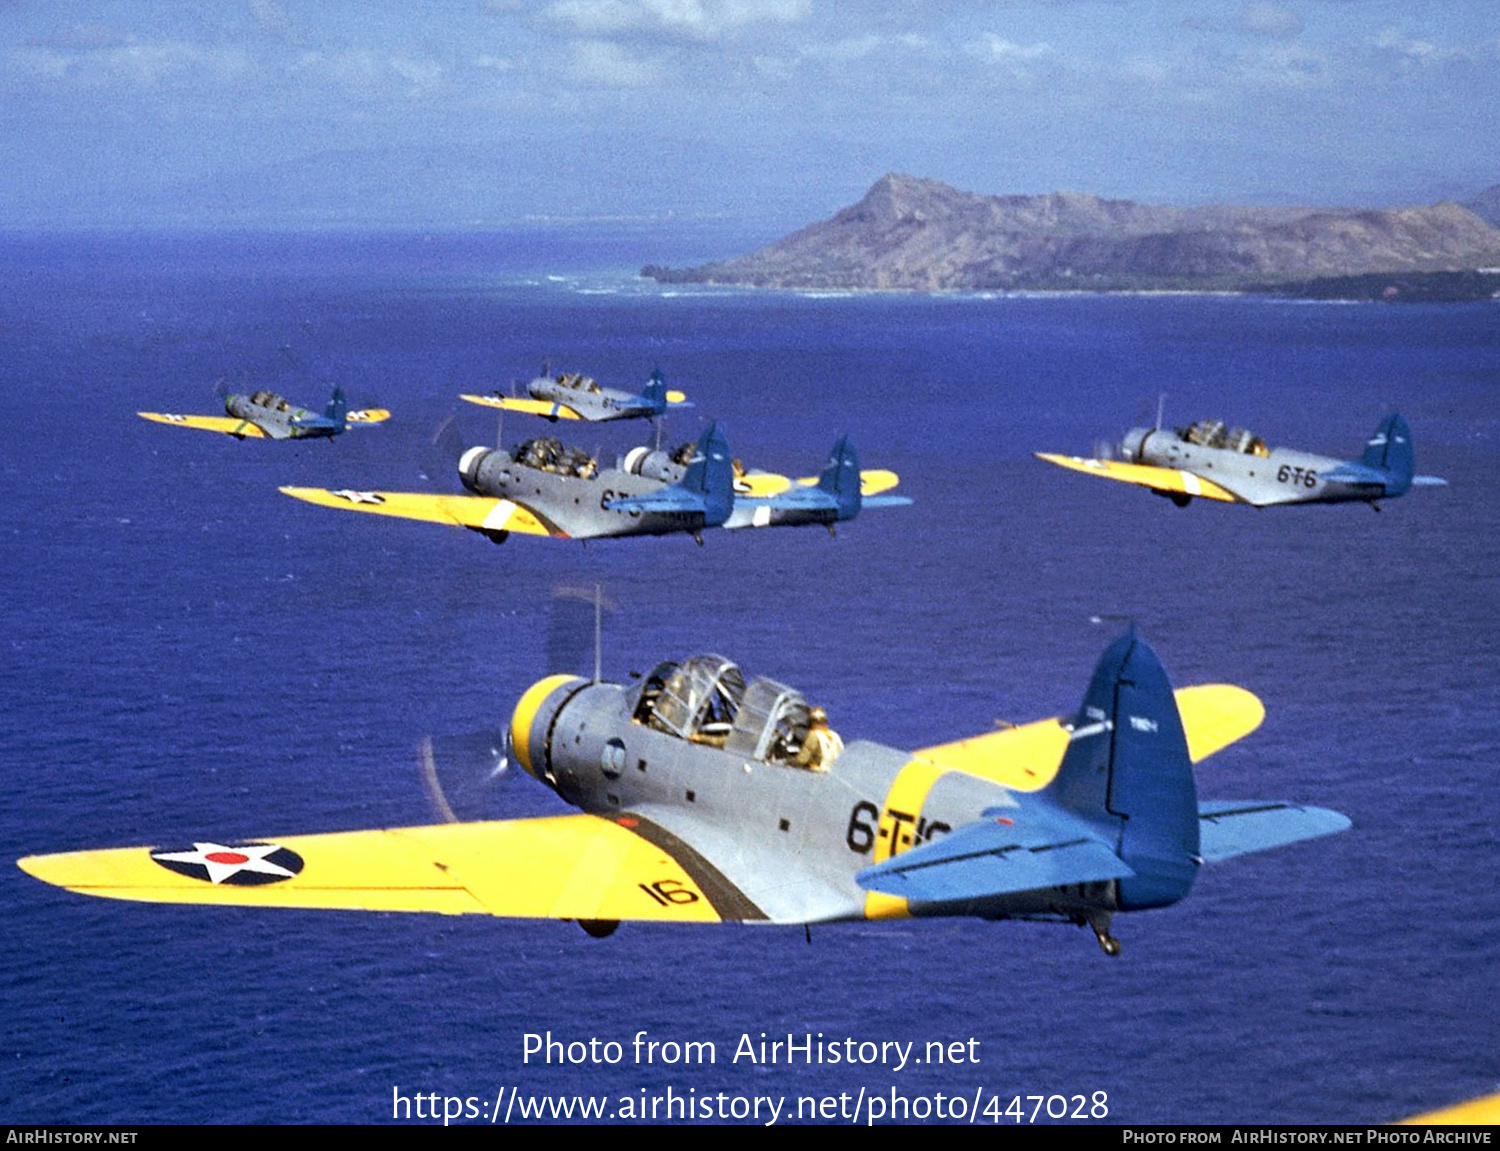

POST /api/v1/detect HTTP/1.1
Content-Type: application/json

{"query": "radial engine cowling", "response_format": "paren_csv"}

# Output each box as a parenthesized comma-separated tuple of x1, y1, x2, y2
(509, 674, 588, 787)
(458, 445, 496, 493)
(621, 446, 683, 484)
(1119, 427, 1153, 463)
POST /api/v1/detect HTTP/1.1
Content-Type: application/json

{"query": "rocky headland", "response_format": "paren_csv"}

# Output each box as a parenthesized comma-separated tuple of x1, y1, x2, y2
(644, 174, 1500, 299)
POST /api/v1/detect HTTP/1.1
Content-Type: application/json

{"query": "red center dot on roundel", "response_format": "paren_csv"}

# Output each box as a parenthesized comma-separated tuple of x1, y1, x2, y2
(205, 851, 250, 865)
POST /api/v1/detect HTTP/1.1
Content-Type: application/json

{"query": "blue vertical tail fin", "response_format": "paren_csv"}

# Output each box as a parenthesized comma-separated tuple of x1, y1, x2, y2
(1360, 412, 1414, 497)
(323, 385, 348, 427)
(677, 422, 734, 526)
(1045, 629, 1199, 910)
(815, 434, 862, 521)
(640, 368, 668, 416)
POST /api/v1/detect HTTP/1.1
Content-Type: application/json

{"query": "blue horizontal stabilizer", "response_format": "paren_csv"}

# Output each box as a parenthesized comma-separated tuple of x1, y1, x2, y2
(1319, 462, 1390, 486)
(860, 495, 914, 508)
(856, 812, 1134, 904)
(1197, 800, 1351, 863)
(763, 487, 837, 511)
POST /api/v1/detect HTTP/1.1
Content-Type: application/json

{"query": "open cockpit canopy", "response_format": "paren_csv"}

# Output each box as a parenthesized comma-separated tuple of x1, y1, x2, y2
(629, 656, 812, 764)
(1179, 419, 1269, 457)
(513, 436, 599, 478)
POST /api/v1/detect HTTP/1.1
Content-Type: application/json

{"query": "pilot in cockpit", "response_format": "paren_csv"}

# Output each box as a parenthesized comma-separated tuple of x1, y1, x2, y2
(794, 707, 843, 771)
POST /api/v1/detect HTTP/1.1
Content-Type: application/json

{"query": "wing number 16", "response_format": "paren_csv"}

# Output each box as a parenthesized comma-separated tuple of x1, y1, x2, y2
(638, 879, 700, 906)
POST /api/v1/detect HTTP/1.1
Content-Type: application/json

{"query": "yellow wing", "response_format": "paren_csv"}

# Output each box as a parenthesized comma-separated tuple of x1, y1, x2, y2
(138, 412, 268, 438)
(344, 408, 391, 424)
(1034, 452, 1239, 503)
(735, 469, 902, 499)
(735, 471, 794, 497)
(17, 814, 753, 923)
(853, 469, 900, 497)
(1398, 1091, 1500, 1125)
(915, 684, 1264, 791)
(459, 394, 583, 420)
(278, 487, 562, 537)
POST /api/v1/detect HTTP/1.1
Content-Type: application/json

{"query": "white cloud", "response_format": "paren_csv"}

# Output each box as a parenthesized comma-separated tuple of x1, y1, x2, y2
(797, 33, 931, 63)
(542, 0, 808, 43)
(390, 56, 445, 89)
(12, 37, 252, 89)
(567, 38, 663, 85)
(1372, 27, 1445, 65)
(970, 33, 1053, 62)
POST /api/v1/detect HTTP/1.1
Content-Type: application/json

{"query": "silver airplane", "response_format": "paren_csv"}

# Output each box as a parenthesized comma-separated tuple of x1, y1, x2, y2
(139, 386, 390, 441)
(18, 630, 1348, 955)
(280, 423, 909, 544)
(460, 368, 690, 423)
(1037, 411, 1445, 507)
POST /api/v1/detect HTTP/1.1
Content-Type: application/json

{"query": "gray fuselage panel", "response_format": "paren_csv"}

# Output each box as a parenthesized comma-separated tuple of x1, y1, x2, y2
(1131, 428, 1378, 506)
(465, 450, 705, 538)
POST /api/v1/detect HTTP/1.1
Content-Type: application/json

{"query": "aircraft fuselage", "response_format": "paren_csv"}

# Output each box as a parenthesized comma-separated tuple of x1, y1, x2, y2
(527, 375, 655, 421)
(225, 392, 338, 440)
(1124, 427, 1383, 506)
(514, 675, 1127, 928)
(458, 446, 710, 539)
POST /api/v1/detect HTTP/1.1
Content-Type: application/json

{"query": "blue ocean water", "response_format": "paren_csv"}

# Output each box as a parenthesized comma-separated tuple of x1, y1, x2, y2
(2, 228, 1498, 1124)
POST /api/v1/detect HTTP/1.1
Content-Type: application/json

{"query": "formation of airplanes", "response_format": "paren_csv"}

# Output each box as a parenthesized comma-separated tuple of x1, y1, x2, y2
(139, 385, 390, 440)
(17, 629, 1349, 954)
(27, 367, 1448, 974)
(1038, 411, 1445, 508)
(281, 422, 910, 545)
(460, 368, 690, 423)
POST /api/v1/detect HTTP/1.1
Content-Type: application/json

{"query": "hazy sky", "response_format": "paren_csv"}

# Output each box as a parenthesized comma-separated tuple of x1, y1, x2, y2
(2, 1, 1497, 229)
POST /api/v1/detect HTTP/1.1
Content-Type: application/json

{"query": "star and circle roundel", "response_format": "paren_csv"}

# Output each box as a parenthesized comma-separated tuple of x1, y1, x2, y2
(150, 841, 304, 886)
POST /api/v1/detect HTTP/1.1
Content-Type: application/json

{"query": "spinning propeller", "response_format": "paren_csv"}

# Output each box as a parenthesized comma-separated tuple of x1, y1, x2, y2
(416, 584, 617, 823)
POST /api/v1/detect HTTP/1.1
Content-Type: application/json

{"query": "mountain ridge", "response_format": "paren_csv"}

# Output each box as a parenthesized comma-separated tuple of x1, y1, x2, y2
(644, 173, 1500, 292)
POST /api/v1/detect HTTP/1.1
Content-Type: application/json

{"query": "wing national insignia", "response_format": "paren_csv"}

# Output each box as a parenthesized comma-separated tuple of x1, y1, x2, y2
(150, 841, 305, 886)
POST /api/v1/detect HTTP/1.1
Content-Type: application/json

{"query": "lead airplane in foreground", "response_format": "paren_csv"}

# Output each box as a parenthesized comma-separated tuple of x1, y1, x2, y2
(280, 422, 910, 544)
(460, 368, 690, 424)
(139, 386, 390, 441)
(19, 630, 1348, 955)
(1037, 411, 1445, 508)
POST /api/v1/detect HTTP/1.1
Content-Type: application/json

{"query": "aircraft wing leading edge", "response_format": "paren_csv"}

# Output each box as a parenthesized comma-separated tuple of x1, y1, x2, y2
(460, 395, 585, 421)
(138, 413, 269, 438)
(278, 487, 561, 536)
(1034, 453, 1240, 503)
(17, 814, 759, 923)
